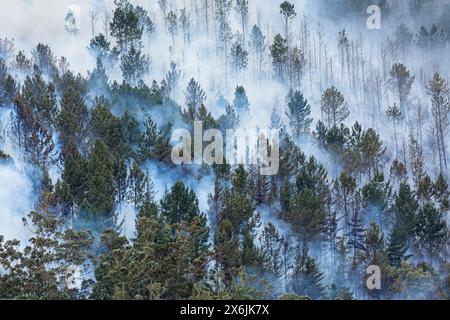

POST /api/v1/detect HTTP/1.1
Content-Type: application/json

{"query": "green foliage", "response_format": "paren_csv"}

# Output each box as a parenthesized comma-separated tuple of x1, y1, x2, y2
(0, 211, 93, 299)
(416, 203, 447, 259)
(160, 180, 201, 225)
(292, 255, 325, 300)
(285, 89, 312, 136)
(92, 201, 209, 300)
(80, 139, 115, 222)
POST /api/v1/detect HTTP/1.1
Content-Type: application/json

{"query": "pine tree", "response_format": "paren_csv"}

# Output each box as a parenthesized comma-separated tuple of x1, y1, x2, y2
(279, 1, 296, 40)
(279, 134, 305, 178)
(285, 89, 312, 136)
(250, 25, 265, 80)
(127, 162, 146, 210)
(361, 171, 392, 231)
(387, 221, 409, 267)
(292, 254, 325, 300)
(365, 221, 389, 299)
(235, 0, 249, 39)
(433, 173, 450, 212)
(166, 11, 178, 48)
(110, 0, 143, 53)
(288, 188, 326, 255)
(259, 223, 285, 277)
(427, 72, 450, 171)
(179, 9, 191, 45)
(113, 159, 127, 207)
(346, 195, 366, 261)
(57, 86, 88, 147)
(13, 51, 32, 73)
(365, 221, 386, 266)
(31, 43, 57, 77)
(416, 203, 447, 261)
(0, 211, 93, 299)
(230, 37, 249, 78)
(160, 181, 200, 224)
(82, 139, 115, 220)
(184, 78, 206, 112)
(232, 86, 250, 115)
(88, 57, 110, 96)
(270, 34, 288, 81)
(62, 139, 87, 205)
(90, 98, 124, 157)
(320, 86, 349, 129)
(165, 61, 181, 97)
(392, 182, 419, 246)
(333, 172, 357, 231)
(360, 128, 385, 179)
(214, 218, 241, 282)
(389, 63, 414, 116)
(120, 46, 149, 85)
(386, 103, 402, 158)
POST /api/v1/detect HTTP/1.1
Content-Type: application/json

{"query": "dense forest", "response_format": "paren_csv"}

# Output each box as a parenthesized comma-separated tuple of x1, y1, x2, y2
(0, 0, 450, 300)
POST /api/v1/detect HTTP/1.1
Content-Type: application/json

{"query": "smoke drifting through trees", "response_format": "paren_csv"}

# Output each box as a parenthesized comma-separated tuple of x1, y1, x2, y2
(0, 0, 449, 300)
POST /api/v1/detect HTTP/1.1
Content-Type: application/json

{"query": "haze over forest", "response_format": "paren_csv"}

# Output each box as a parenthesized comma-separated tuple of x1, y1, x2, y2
(0, 0, 450, 300)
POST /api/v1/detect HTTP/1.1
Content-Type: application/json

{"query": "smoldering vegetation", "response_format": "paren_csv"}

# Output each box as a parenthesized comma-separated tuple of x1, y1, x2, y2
(0, 0, 449, 300)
